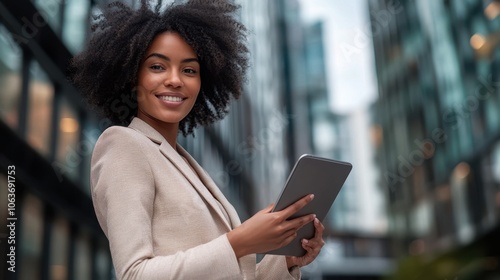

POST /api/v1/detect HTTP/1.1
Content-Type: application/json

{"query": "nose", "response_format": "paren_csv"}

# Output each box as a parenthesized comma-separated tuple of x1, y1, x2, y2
(164, 70, 183, 88)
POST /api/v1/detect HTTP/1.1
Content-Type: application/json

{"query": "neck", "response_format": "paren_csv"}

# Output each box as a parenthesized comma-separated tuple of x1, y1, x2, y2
(136, 113, 179, 150)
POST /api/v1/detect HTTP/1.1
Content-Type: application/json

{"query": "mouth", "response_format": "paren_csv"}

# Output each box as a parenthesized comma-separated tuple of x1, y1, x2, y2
(156, 95, 185, 102)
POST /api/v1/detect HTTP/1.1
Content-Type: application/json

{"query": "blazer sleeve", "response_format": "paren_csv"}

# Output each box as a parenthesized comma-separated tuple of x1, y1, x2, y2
(256, 255, 301, 280)
(91, 127, 242, 280)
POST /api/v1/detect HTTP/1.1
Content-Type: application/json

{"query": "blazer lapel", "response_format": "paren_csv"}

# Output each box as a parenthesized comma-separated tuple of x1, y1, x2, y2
(177, 146, 242, 229)
(128, 118, 233, 231)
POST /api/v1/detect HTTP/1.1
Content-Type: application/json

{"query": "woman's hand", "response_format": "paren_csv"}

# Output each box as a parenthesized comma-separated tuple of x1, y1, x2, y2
(227, 194, 316, 258)
(286, 218, 325, 268)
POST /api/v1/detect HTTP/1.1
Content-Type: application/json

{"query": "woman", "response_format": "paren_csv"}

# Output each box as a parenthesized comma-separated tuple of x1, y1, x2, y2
(70, 0, 325, 279)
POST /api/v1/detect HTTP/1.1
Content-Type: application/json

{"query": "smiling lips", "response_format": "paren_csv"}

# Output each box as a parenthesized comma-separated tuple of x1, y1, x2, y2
(156, 95, 187, 108)
(158, 95, 184, 102)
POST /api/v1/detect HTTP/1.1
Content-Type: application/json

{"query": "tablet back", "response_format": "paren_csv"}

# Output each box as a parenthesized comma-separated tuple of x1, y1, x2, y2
(265, 154, 352, 256)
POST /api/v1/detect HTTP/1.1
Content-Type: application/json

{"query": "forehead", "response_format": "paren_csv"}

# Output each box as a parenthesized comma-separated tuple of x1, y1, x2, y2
(146, 32, 197, 57)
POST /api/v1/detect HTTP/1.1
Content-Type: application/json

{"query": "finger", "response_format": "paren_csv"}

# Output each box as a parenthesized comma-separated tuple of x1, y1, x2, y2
(282, 227, 297, 239)
(301, 239, 312, 249)
(284, 214, 316, 232)
(301, 239, 320, 260)
(279, 229, 298, 247)
(302, 238, 323, 252)
(304, 236, 325, 250)
(297, 243, 315, 265)
(265, 203, 274, 213)
(303, 222, 325, 252)
(259, 203, 275, 214)
(280, 194, 314, 219)
(287, 256, 299, 264)
(313, 218, 325, 238)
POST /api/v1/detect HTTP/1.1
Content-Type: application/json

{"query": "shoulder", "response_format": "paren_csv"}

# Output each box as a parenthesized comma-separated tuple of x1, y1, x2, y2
(92, 125, 154, 162)
(95, 125, 149, 149)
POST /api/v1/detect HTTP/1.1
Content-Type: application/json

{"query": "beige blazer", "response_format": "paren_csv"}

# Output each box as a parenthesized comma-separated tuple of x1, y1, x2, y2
(91, 117, 301, 280)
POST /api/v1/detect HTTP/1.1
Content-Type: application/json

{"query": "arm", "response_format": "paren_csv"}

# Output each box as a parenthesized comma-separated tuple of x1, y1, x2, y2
(226, 197, 315, 259)
(226, 192, 325, 280)
(225, 195, 317, 280)
(91, 128, 241, 280)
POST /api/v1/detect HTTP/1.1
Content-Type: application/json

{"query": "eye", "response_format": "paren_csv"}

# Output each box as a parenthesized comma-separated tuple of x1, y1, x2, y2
(149, 65, 164, 71)
(183, 68, 198, 75)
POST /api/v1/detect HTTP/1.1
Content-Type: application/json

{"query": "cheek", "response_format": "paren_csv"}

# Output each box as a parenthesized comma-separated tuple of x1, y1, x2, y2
(137, 70, 164, 92)
(136, 88, 147, 108)
(191, 78, 202, 97)
(136, 73, 161, 102)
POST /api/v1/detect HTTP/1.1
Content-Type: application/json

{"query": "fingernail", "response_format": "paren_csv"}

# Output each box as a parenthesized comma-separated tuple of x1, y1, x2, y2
(302, 239, 309, 244)
(315, 218, 319, 224)
(309, 194, 315, 200)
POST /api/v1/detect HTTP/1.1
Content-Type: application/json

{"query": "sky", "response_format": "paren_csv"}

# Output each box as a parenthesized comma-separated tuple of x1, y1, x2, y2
(298, 0, 378, 114)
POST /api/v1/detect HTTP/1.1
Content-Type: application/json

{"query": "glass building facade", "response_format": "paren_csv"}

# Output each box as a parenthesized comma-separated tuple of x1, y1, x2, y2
(369, 0, 500, 278)
(179, 0, 293, 218)
(276, 1, 394, 279)
(0, 0, 112, 279)
(0, 0, 296, 279)
(1, 0, 460, 279)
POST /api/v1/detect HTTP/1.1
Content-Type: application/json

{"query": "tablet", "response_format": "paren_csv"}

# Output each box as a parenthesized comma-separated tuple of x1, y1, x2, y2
(264, 154, 352, 256)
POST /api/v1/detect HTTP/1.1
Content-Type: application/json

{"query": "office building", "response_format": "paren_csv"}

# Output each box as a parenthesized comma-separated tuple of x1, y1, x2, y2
(0, 0, 295, 279)
(369, 0, 500, 278)
(180, 0, 294, 217)
(0, 0, 112, 279)
(279, 1, 394, 279)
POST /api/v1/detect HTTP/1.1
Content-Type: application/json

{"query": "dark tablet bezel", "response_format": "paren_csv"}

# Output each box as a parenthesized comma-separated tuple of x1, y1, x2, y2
(264, 154, 352, 256)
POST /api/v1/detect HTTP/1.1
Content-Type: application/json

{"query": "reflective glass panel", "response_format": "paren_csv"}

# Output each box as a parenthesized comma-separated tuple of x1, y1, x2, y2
(33, 0, 62, 34)
(485, 96, 500, 134)
(79, 122, 100, 194)
(95, 245, 111, 280)
(0, 25, 22, 130)
(19, 194, 44, 280)
(27, 61, 54, 157)
(49, 217, 69, 280)
(493, 143, 500, 184)
(74, 232, 92, 280)
(0, 174, 8, 227)
(62, 0, 90, 54)
(56, 97, 80, 182)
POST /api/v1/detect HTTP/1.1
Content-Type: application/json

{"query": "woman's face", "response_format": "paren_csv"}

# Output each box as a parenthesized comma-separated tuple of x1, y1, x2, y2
(136, 32, 201, 128)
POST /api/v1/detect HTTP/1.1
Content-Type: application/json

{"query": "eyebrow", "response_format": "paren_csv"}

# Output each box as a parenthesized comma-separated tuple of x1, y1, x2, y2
(145, 53, 199, 64)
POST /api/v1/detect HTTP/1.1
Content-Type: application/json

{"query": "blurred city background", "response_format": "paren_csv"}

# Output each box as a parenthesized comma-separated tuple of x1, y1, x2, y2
(1, 0, 500, 279)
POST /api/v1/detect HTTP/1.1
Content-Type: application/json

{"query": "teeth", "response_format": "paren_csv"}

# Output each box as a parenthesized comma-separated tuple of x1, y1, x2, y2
(158, 96, 183, 102)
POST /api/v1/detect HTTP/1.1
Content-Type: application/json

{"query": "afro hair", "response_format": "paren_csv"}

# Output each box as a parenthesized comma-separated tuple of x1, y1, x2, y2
(69, 0, 249, 135)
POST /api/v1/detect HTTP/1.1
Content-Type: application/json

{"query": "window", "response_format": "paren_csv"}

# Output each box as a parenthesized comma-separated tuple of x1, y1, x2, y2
(0, 25, 22, 130)
(493, 143, 500, 184)
(409, 199, 432, 237)
(19, 194, 45, 280)
(80, 121, 100, 194)
(450, 163, 474, 244)
(62, 0, 90, 54)
(434, 184, 455, 238)
(27, 61, 54, 158)
(49, 217, 69, 280)
(95, 245, 112, 280)
(74, 232, 92, 280)
(433, 147, 448, 181)
(33, 0, 63, 35)
(485, 93, 500, 134)
(0, 174, 8, 224)
(57, 97, 81, 182)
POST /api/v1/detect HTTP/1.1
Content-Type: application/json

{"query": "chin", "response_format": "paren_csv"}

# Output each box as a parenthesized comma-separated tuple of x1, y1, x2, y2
(156, 115, 186, 124)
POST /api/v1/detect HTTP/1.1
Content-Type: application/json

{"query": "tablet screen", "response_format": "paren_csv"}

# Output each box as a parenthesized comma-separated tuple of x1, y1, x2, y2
(264, 154, 352, 256)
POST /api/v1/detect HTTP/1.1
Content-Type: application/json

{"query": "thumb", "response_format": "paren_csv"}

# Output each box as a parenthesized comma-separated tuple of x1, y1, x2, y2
(260, 203, 274, 213)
